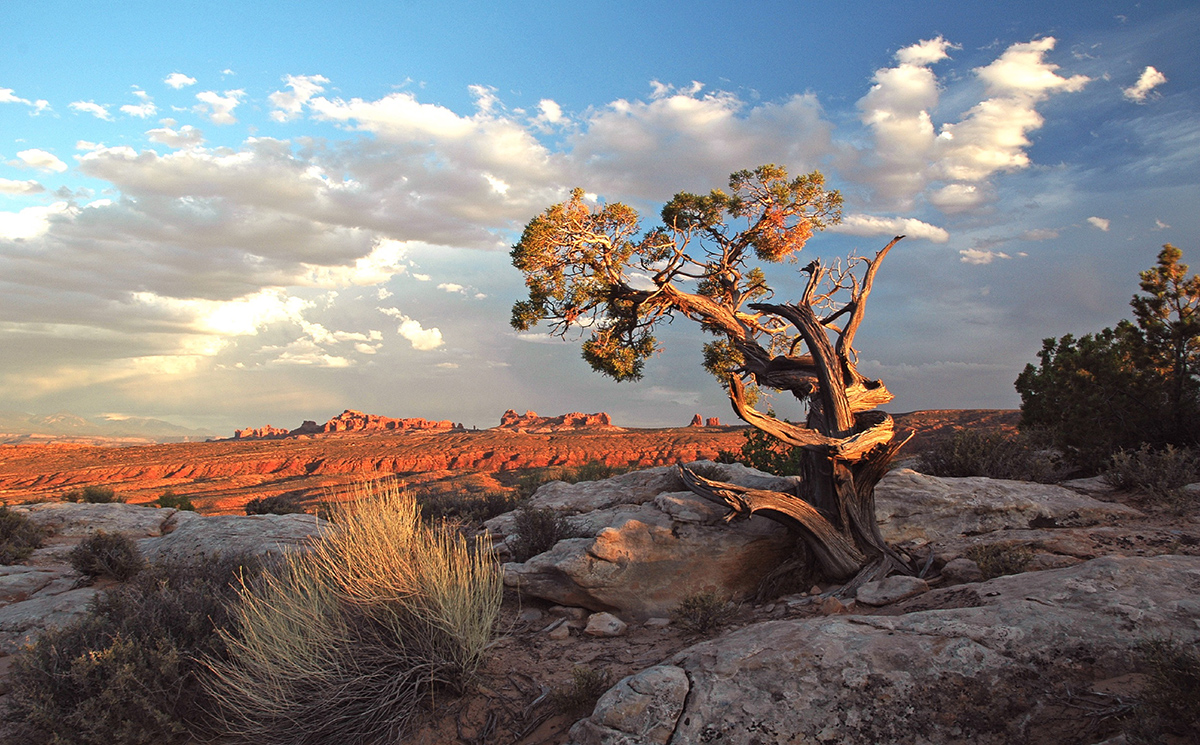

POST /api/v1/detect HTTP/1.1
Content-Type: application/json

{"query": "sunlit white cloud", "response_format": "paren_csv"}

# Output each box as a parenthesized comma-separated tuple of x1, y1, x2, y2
(164, 73, 197, 89)
(70, 100, 113, 121)
(1123, 66, 1167, 103)
(11, 149, 68, 173)
(959, 248, 1012, 264)
(268, 74, 329, 122)
(0, 178, 45, 195)
(195, 89, 244, 125)
(437, 282, 465, 293)
(146, 123, 205, 149)
(0, 87, 50, 114)
(1087, 216, 1111, 231)
(0, 202, 72, 240)
(120, 91, 157, 118)
(830, 214, 949, 243)
(379, 307, 444, 350)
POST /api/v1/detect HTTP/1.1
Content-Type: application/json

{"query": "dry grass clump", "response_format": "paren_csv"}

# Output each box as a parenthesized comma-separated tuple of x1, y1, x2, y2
(965, 543, 1034, 580)
(550, 666, 613, 716)
(671, 591, 738, 634)
(206, 481, 503, 745)
(68, 530, 145, 581)
(0, 506, 44, 564)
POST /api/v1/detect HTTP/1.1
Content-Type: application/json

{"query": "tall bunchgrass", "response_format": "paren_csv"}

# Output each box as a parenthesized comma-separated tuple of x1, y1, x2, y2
(206, 481, 503, 745)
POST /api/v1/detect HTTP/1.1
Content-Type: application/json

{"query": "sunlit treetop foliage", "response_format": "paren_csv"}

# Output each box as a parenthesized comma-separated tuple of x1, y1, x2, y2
(510, 165, 843, 382)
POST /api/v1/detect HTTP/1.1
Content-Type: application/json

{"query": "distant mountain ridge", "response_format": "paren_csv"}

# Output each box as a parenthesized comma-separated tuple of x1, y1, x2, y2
(0, 410, 216, 443)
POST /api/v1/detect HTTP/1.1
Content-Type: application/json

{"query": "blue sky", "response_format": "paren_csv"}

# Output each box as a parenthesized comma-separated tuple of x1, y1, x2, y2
(1, 1, 1197, 432)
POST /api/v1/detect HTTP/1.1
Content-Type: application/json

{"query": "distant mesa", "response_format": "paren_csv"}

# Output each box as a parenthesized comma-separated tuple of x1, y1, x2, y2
(495, 409, 622, 433)
(688, 414, 721, 427)
(232, 410, 461, 440)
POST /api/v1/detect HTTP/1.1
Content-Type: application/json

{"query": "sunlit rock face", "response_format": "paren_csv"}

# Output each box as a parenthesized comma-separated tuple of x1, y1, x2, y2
(495, 409, 620, 433)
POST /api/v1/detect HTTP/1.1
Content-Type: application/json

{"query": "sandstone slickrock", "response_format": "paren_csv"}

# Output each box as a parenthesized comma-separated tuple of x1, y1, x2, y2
(138, 512, 325, 563)
(572, 555, 1200, 745)
(874, 468, 1143, 544)
(940, 557, 984, 584)
(13, 501, 189, 538)
(854, 574, 929, 606)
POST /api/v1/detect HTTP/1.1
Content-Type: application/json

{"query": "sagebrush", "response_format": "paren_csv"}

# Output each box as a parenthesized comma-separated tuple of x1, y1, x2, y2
(68, 530, 145, 581)
(1104, 443, 1200, 506)
(671, 591, 738, 634)
(5, 554, 265, 745)
(206, 482, 503, 745)
(965, 543, 1033, 580)
(550, 666, 613, 715)
(916, 428, 1063, 483)
(508, 505, 576, 562)
(0, 506, 44, 565)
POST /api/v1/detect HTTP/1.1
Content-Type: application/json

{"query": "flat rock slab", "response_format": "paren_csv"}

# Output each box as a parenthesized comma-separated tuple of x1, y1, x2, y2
(12, 502, 188, 538)
(875, 469, 1143, 544)
(139, 513, 326, 562)
(571, 555, 1200, 745)
(854, 574, 928, 606)
(0, 585, 99, 653)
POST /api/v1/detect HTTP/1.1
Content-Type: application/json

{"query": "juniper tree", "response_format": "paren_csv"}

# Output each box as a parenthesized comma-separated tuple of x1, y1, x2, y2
(511, 165, 911, 585)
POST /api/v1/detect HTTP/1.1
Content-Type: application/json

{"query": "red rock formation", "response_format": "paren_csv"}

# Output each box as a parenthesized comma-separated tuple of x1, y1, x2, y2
(233, 425, 291, 440)
(706, 417, 721, 427)
(689, 414, 704, 427)
(497, 409, 619, 432)
(318, 409, 456, 434)
(231, 410, 457, 440)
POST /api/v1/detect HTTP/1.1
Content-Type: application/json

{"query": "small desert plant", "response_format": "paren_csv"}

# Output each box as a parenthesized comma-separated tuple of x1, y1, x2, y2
(916, 429, 1063, 483)
(1125, 638, 1200, 743)
(550, 666, 613, 715)
(725, 417, 805, 476)
(206, 481, 503, 744)
(244, 494, 305, 515)
(964, 543, 1034, 580)
(0, 506, 45, 564)
(63, 485, 123, 504)
(515, 460, 629, 499)
(5, 554, 265, 745)
(1104, 443, 1200, 506)
(68, 531, 145, 581)
(508, 506, 576, 562)
(415, 489, 520, 524)
(671, 591, 738, 634)
(154, 490, 195, 511)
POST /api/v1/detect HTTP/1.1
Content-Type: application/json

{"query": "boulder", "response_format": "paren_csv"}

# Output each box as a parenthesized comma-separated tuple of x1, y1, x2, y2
(584, 612, 628, 637)
(940, 557, 984, 584)
(874, 469, 1142, 544)
(495, 462, 797, 619)
(570, 556, 1200, 745)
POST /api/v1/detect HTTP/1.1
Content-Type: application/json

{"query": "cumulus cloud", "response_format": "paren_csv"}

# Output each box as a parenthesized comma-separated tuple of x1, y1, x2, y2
(0, 87, 50, 114)
(268, 74, 329, 122)
(146, 123, 204, 149)
(11, 149, 67, 173)
(1088, 216, 1111, 231)
(437, 282, 465, 293)
(378, 307, 444, 350)
(164, 73, 197, 89)
(854, 36, 1088, 213)
(195, 89, 244, 124)
(959, 248, 1012, 265)
(70, 100, 113, 120)
(536, 99, 563, 125)
(0, 178, 45, 195)
(120, 91, 157, 118)
(829, 214, 950, 243)
(0, 202, 72, 240)
(1123, 66, 1167, 103)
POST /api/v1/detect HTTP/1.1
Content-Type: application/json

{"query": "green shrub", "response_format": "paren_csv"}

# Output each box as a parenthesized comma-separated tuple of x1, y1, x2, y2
(724, 419, 805, 476)
(68, 531, 145, 581)
(206, 481, 503, 745)
(915, 429, 1063, 483)
(0, 506, 44, 565)
(5, 554, 266, 745)
(1127, 638, 1200, 743)
(1104, 444, 1200, 505)
(244, 494, 305, 515)
(414, 489, 520, 524)
(154, 490, 195, 511)
(964, 543, 1034, 580)
(550, 666, 613, 716)
(509, 506, 575, 562)
(671, 591, 737, 634)
(63, 485, 123, 504)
